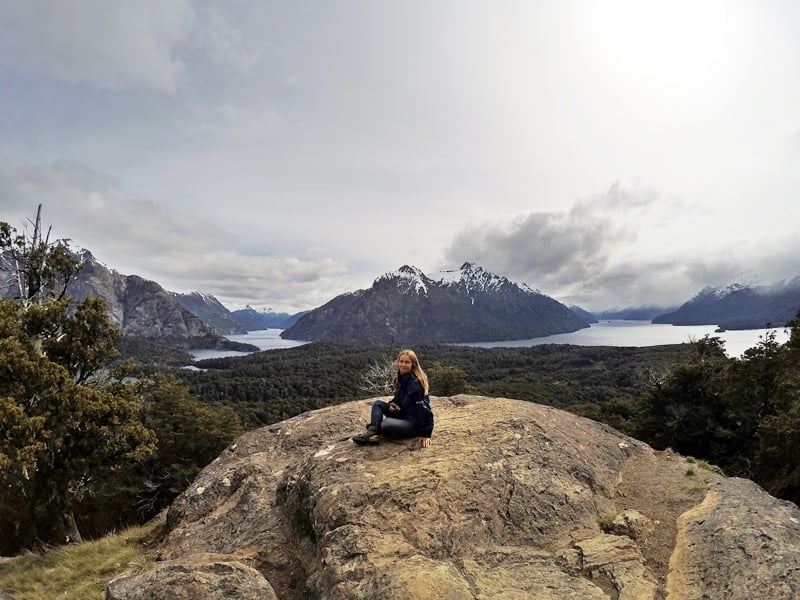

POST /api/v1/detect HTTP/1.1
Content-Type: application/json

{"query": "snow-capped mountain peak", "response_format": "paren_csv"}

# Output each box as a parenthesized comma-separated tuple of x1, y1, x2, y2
(694, 282, 752, 302)
(375, 265, 429, 296)
(181, 290, 222, 307)
(435, 262, 539, 297)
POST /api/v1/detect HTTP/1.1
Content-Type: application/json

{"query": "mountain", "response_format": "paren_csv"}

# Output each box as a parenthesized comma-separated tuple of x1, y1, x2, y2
(653, 278, 800, 329)
(569, 304, 598, 323)
(61, 250, 255, 350)
(171, 291, 248, 335)
(281, 262, 590, 344)
(231, 305, 308, 331)
(105, 395, 800, 599)
(596, 305, 679, 321)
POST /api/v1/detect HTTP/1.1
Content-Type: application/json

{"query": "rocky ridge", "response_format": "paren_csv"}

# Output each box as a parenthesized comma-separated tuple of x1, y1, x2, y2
(171, 290, 248, 335)
(106, 395, 800, 599)
(63, 250, 254, 350)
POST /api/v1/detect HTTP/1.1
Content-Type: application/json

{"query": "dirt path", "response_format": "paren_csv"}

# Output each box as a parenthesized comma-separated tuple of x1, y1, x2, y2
(614, 448, 722, 600)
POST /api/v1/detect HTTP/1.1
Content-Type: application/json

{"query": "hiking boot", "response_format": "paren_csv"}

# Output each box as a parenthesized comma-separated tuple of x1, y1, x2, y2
(352, 425, 380, 445)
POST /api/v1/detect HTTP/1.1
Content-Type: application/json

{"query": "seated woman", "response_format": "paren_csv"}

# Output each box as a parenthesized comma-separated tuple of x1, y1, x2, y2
(352, 349, 434, 448)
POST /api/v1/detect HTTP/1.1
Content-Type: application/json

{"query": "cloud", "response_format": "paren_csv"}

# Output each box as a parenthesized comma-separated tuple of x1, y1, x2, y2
(0, 0, 193, 91)
(444, 182, 656, 290)
(572, 258, 743, 311)
(444, 179, 800, 311)
(189, 4, 261, 72)
(0, 161, 349, 312)
(185, 104, 287, 139)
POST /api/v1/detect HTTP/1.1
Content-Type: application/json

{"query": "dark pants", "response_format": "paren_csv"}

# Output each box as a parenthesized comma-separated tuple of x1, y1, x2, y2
(370, 400, 417, 438)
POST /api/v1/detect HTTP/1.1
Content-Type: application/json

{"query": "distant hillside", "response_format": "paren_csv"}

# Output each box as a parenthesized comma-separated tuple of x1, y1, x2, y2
(281, 262, 590, 344)
(569, 304, 598, 323)
(653, 278, 800, 329)
(232, 306, 308, 331)
(596, 305, 679, 321)
(55, 250, 256, 351)
(171, 291, 247, 335)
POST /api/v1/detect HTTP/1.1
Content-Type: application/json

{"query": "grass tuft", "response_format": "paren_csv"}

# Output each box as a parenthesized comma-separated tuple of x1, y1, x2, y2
(685, 456, 725, 476)
(598, 512, 617, 533)
(0, 515, 164, 600)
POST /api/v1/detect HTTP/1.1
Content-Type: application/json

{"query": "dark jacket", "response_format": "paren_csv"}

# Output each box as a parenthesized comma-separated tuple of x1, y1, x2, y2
(392, 373, 435, 438)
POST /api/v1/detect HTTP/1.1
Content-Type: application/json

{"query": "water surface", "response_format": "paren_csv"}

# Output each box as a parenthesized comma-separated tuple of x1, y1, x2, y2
(188, 322, 791, 360)
(456, 320, 789, 357)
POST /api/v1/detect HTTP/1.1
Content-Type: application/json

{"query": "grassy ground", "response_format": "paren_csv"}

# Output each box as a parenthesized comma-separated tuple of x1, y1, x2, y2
(0, 515, 164, 600)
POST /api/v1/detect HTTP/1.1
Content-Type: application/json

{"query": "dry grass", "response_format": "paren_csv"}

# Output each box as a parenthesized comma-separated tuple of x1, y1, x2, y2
(0, 515, 164, 600)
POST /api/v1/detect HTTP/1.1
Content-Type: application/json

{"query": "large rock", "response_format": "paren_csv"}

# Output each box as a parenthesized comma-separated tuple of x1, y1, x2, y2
(105, 557, 277, 599)
(106, 396, 800, 599)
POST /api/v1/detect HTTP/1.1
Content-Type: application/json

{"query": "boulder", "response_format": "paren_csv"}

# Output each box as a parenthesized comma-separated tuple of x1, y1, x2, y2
(106, 395, 800, 599)
(105, 557, 277, 599)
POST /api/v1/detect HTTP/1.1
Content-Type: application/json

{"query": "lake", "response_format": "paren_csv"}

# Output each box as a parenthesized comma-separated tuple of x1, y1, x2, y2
(453, 320, 790, 357)
(188, 329, 309, 360)
(187, 322, 791, 361)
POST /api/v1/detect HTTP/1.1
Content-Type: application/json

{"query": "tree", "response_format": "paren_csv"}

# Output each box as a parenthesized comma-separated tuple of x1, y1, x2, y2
(636, 335, 730, 460)
(0, 204, 80, 307)
(744, 315, 800, 499)
(0, 208, 156, 554)
(137, 373, 243, 515)
(427, 361, 474, 396)
(359, 358, 395, 396)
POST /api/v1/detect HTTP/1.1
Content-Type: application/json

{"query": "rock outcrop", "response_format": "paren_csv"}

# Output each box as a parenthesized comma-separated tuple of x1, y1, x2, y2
(61, 249, 256, 350)
(106, 396, 800, 599)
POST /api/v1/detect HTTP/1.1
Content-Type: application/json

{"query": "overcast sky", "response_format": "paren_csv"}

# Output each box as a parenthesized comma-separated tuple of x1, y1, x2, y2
(2, 1, 800, 313)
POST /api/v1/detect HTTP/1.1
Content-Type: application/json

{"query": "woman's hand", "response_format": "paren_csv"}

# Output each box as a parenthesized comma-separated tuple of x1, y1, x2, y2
(420, 437, 432, 448)
(388, 402, 400, 412)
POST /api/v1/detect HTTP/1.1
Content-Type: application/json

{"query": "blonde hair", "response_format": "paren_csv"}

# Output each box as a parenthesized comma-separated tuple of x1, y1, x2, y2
(393, 349, 429, 395)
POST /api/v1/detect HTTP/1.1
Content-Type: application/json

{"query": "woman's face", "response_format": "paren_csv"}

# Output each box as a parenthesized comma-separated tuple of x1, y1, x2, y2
(397, 354, 413, 375)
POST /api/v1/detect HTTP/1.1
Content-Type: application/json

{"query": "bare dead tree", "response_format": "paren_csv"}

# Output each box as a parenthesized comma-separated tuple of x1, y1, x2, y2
(359, 358, 395, 396)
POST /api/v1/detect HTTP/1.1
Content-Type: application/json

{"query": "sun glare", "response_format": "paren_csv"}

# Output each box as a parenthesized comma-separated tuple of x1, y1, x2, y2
(584, 0, 734, 84)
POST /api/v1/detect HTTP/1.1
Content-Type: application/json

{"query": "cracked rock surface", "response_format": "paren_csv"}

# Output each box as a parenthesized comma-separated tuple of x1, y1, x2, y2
(107, 395, 800, 599)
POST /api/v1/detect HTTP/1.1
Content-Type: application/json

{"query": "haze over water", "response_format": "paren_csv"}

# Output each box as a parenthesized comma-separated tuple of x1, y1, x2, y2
(189, 321, 789, 361)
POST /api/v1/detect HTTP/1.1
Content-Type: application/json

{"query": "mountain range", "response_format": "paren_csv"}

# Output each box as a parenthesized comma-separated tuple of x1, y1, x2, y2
(594, 305, 679, 321)
(229, 306, 307, 331)
(170, 291, 248, 335)
(281, 262, 590, 344)
(63, 250, 254, 350)
(5, 244, 799, 347)
(652, 278, 800, 330)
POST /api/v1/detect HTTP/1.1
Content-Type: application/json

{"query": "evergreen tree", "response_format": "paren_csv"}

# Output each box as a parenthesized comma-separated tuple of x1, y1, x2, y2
(636, 335, 730, 460)
(427, 361, 474, 396)
(0, 207, 156, 553)
(748, 312, 800, 498)
(137, 373, 243, 516)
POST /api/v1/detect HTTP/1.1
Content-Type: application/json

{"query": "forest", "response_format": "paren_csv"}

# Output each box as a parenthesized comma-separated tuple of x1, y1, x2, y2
(179, 342, 691, 428)
(2, 209, 800, 558)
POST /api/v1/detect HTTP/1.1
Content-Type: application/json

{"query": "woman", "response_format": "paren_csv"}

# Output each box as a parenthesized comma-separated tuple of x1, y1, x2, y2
(352, 349, 434, 447)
